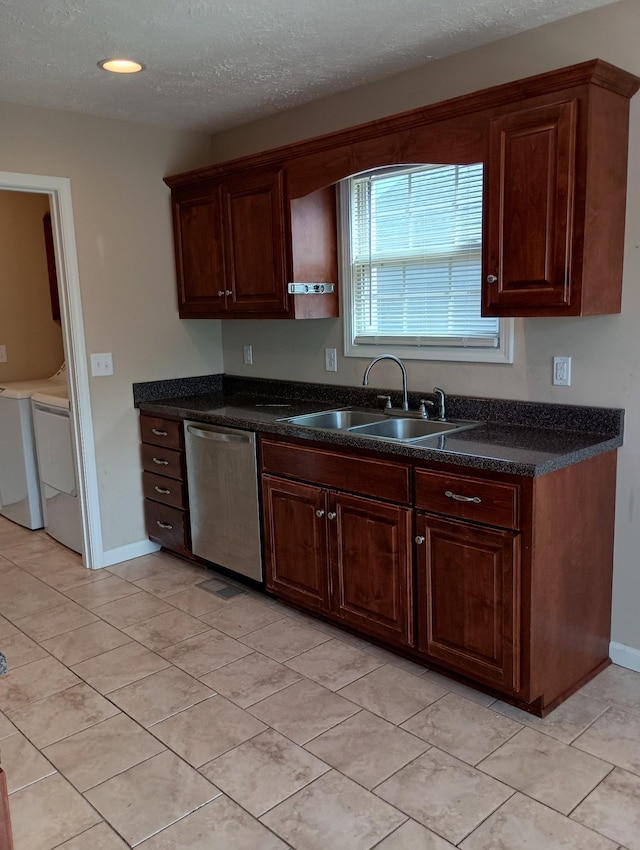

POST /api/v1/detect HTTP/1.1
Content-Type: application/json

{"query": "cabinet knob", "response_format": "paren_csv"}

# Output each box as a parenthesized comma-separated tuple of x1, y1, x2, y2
(152, 457, 169, 466)
(327, 511, 337, 520)
(415, 535, 425, 545)
(486, 274, 498, 283)
(225, 290, 232, 296)
(151, 428, 168, 436)
(217, 290, 225, 297)
(315, 509, 325, 518)
(156, 520, 173, 530)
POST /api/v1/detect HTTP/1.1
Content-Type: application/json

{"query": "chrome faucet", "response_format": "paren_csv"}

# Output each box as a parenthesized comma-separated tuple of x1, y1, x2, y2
(362, 354, 409, 411)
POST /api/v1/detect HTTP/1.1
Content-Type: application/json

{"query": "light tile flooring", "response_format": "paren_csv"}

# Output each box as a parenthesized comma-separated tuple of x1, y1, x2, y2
(0, 518, 639, 849)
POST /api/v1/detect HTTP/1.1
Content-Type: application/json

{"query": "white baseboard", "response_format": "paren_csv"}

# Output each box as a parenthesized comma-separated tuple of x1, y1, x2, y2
(98, 539, 161, 569)
(609, 641, 640, 673)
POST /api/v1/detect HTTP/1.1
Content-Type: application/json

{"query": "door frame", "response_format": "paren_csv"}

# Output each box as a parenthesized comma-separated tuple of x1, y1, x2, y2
(0, 170, 103, 568)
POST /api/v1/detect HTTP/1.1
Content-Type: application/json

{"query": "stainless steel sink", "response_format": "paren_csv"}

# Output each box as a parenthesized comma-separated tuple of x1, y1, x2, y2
(280, 407, 480, 442)
(350, 418, 473, 441)
(281, 408, 387, 429)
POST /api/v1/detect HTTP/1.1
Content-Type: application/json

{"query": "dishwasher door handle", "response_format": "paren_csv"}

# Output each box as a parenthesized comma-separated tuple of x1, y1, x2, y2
(186, 424, 252, 443)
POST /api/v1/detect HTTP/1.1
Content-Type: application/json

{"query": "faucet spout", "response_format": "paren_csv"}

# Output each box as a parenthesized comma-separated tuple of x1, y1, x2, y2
(362, 354, 409, 410)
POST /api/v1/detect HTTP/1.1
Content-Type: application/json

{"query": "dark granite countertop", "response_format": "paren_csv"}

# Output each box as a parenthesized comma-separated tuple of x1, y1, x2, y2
(133, 375, 624, 477)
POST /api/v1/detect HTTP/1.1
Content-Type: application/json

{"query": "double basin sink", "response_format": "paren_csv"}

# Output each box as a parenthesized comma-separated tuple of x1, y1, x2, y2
(279, 407, 480, 443)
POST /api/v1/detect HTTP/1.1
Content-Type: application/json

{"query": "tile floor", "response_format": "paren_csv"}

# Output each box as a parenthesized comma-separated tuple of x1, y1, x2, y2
(0, 516, 639, 849)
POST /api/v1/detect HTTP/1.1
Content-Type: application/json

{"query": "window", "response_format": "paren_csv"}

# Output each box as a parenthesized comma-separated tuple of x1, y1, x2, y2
(340, 163, 513, 363)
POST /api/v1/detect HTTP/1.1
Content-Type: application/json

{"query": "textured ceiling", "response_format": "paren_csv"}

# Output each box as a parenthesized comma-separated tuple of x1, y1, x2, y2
(0, 0, 616, 133)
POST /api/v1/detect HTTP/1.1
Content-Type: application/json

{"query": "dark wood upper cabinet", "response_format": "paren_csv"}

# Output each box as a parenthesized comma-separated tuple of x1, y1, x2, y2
(166, 59, 639, 320)
(221, 169, 288, 315)
(172, 188, 226, 317)
(484, 73, 638, 316)
(169, 168, 338, 320)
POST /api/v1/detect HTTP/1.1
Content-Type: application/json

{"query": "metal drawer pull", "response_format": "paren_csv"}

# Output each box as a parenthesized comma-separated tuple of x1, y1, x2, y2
(445, 489, 482, 504)
(155, 486, 171, 495)
(156, 520, 173, 530)
(327, 511, 337, 520)
(316, 509, 325, 518)
(151, 428, 168, 436)
(152, 457, 169, 465)
(415, 535, 425, 544)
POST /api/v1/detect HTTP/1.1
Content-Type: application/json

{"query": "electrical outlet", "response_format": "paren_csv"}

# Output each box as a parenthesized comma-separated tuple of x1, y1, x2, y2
(243, 345, 253, 365)
(553, 356, 571, 386)
(325, 347, 337, 372)
(91, 353, 113, 376)
(0, 345, 6, 363)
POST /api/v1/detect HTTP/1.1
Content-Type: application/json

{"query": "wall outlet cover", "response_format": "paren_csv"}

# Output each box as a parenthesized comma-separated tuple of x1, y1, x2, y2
(553, 355, 571, 386)
(325, 347, 337, 372)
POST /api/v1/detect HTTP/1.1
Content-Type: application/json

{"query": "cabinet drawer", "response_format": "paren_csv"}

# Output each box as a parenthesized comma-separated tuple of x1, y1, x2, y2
(261, 438, 411, 504)
(140, 414, 183, 449)
(143, 471, 187, 510)
(415, 468, 519, 530)
(144, 500, 190, 554)
(141, 444, 185, 481)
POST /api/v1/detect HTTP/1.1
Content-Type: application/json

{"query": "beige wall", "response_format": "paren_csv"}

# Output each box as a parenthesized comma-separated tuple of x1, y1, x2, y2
(213, 0, 640, 653)
(0, 103, 222, 553)
(0, 191, 64, 381)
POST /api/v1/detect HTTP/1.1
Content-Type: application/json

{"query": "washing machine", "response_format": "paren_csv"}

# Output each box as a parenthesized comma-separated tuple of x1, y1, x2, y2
(31, 385, 83, 554)
(0, 364, 67, 529)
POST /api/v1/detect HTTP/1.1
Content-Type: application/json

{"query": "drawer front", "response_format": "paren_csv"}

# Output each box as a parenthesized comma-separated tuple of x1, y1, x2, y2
(143, 471, 187, 510)
(144, 499, 190, 554)
(415, 468, 519, 530)
(261, 438, 411, 504)
(141, 443, 185, 481)
(140, 414, 183, 450)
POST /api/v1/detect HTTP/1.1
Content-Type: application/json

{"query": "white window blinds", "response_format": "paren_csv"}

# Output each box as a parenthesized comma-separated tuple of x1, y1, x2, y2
(349, 163, 499, 348)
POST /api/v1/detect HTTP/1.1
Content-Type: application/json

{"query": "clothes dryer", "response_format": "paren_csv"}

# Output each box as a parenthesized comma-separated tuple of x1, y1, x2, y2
(31, 385, 82, 554)
(0, 364, 67, 529)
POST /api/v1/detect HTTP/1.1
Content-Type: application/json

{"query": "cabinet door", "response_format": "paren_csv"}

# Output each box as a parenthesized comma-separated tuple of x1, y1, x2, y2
(416, 513, 520, 692)
(173, 193, 226, 318)
(262, 475, 331, 613)
(222, 169, 289, 315)
(331, 493, 414, 647)
(484, 99, 577, 316)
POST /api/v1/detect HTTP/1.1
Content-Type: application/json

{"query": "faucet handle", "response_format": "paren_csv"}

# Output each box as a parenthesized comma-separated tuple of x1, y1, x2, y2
(377, 394, 392, 409)
(419, 399, 435, 419)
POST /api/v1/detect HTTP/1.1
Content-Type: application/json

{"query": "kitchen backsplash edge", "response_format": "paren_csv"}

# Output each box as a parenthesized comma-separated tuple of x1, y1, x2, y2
(132, 373, 623, 437)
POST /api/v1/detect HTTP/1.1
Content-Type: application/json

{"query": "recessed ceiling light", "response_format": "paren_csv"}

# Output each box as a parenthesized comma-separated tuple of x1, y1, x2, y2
(98, 58, 144, 74)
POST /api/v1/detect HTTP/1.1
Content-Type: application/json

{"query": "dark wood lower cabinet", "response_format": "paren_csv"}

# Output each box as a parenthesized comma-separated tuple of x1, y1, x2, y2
(415, 512, 520, 692)
(331, 493, 413, 647)
(259, 435, 618, 716)
(262, 470, 413, 646)
(262, 475, 331, 614)
(139, 414, 192, 559)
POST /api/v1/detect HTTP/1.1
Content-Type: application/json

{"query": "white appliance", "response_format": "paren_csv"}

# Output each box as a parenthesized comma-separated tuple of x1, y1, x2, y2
(31, 385, 83, 554)
(0, 364, 67, 529)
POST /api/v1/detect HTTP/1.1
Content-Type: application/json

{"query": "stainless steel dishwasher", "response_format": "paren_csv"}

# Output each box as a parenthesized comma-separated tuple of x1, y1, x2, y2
(184, 421, 262, 581)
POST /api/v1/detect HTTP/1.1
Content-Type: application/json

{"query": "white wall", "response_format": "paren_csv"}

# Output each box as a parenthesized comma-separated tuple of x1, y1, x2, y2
(0, 102, 223, 553)
(0, 191, 64, 381)
(212, 0, 640, 656)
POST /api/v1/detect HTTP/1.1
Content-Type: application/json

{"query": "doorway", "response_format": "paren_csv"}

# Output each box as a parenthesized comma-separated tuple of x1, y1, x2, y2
(0, 170, 102, 568)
